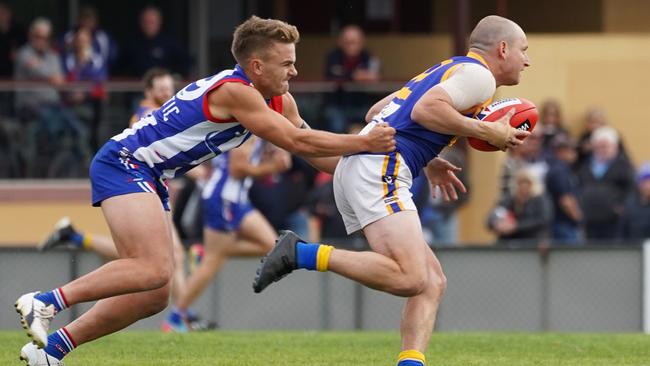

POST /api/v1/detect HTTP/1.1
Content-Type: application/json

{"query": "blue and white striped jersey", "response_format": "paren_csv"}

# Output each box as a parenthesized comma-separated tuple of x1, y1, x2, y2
(110, 65, 283, 180)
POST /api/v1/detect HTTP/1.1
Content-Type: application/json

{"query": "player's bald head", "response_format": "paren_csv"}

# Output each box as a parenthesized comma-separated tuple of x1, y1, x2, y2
(469, 15, 524, 51)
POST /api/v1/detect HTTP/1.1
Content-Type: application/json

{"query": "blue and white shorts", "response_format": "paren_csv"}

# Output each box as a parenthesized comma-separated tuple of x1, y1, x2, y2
(90, 140, 170, 211)
(203, 194, 253, 232)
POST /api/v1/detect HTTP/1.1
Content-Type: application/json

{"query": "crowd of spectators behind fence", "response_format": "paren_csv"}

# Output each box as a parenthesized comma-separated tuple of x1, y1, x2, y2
(487, 100, 650, 246)
(0, 4, 648, 246)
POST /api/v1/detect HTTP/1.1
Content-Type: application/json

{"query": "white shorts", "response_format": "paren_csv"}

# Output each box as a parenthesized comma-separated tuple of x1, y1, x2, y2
(333, 153, 417, 234)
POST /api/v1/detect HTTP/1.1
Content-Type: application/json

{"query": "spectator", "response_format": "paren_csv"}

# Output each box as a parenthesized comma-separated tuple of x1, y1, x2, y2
(577, 126, 635, 241)
(576, 108, 607, 167)
(0, 2, 25, 77)
(323, 25, 380, 132)
(545, 135, 583, 245)
(499, 126, 547, 200)
(14, 17, 64, 115)
(538, 99, 570, 157)
(576, 108, 628, 168)
(62, 28, 108, 151)
(488, 168, 553, 245)
(62, 6, 117, 74)
(121, 6, 191, 77)
(306, 171, 348, 242)
(619, 163, 650, 241)
(0, 2, 25, 160)
(250, 150, 318, 239)
(14, 18, 88, 177)
(325, 25, 379, 82)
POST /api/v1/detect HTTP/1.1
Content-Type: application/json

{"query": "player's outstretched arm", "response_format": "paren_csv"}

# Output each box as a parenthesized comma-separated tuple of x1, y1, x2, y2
(280, 93, 339, 174)
(411, 87, 529, 151)
(212, 82, 396, 158)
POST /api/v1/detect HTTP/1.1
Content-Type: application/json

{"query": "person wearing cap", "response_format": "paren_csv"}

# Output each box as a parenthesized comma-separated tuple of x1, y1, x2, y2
(618, 163, 650, 241)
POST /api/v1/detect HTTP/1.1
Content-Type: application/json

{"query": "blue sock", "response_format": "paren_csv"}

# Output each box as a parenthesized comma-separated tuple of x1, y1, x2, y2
(296, 242, 320, 270)
(34, 288, 68, 313)
(168, 307, 186, 325)
(69, 232, 84, 248)
(44, 328, 76, 360)
(398, 361, 425, 366)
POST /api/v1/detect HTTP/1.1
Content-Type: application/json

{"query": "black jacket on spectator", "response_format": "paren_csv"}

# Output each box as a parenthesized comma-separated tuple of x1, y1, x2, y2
(577, 154, 635, 240)
(325, 48, 373, 81)
(0, 20, 25, 77)
(122, 33, 191, 77)
(488, 194, 553, 244)
(306, 180, 347, 240)
(619, 193, 650, 240)
(546, 157, 580, 226)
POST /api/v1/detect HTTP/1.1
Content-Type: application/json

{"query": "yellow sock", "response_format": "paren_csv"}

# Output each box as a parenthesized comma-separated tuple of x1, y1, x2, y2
(397, 349, 426, 365)
(82, 233, 93, 250)
(315, 245, 334, 272)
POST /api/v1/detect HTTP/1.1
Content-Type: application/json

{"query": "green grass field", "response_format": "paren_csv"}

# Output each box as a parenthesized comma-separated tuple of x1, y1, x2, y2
(2, 330, 650, 365)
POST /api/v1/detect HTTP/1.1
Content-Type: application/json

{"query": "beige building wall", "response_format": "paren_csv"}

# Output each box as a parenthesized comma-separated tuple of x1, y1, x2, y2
(0, 203, 109, 247)
(603, 0, 650, 32)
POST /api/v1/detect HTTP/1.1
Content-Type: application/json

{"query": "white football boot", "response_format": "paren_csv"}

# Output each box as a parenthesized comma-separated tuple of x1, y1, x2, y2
(19, 343, 65, 365)
(15, 292, 56, 348)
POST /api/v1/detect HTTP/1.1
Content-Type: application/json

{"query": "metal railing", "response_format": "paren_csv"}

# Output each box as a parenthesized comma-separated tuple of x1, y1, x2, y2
(0, 80, 400, 179)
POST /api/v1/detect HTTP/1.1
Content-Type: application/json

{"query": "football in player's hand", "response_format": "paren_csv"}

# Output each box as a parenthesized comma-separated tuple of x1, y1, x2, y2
(468, 98, 538, 151)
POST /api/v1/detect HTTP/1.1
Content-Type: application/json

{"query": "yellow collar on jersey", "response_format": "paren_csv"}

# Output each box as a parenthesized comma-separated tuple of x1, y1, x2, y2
(466, 51, 489, 68)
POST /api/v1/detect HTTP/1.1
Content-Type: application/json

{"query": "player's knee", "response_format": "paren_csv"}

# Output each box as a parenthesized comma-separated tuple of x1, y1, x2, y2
(142, 288, 171, 317)
(430, 271, 447, 298)
(394, 273, 428, 297)
(140, 265, 172, 290)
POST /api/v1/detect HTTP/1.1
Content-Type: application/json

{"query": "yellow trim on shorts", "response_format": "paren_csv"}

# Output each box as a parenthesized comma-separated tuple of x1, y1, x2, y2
(393, 152, 401, 193)
(381, 154, 390, 196)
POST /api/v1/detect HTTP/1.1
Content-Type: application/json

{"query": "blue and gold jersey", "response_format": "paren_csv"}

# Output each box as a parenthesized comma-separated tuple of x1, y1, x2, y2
(371, 52, 491, 178)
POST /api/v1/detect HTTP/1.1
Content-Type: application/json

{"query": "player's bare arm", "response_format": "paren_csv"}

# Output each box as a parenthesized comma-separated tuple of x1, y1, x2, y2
(281, 93, 341, 174)
(229, 138, 291, 179)
(366, 91, 397, 123)
(210, 82, 395, 157)
(411, 86, 528, 150)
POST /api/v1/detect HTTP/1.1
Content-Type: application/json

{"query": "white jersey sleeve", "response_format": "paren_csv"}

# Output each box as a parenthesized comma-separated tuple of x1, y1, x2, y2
(436, 63, 496, 112)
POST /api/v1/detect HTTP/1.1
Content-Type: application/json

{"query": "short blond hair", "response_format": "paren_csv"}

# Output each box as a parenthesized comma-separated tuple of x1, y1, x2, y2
(231, 16, 300, 64)
(510, 168, 544, 198)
